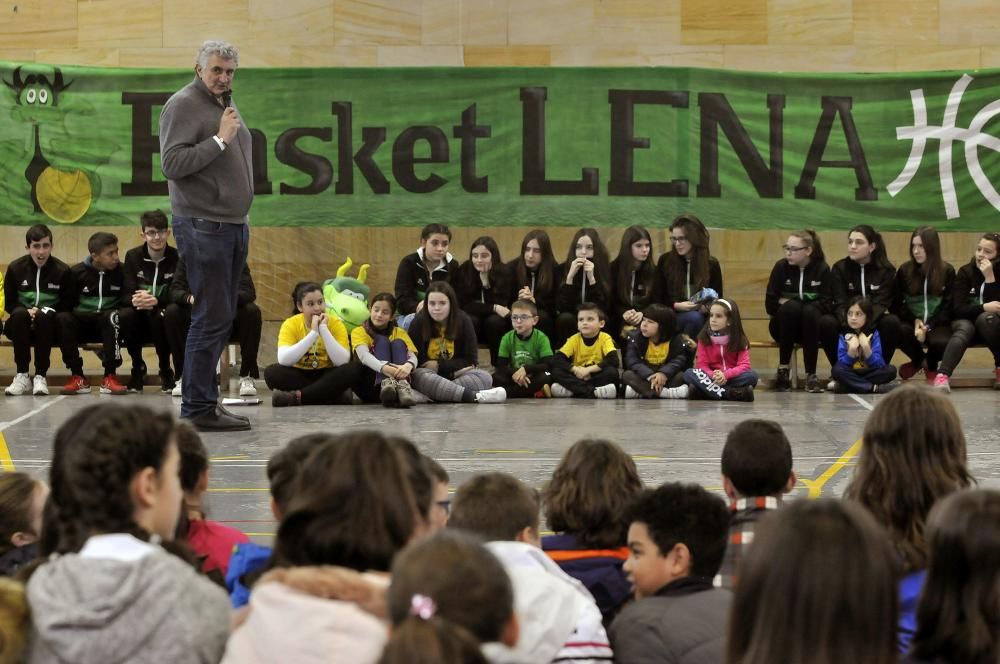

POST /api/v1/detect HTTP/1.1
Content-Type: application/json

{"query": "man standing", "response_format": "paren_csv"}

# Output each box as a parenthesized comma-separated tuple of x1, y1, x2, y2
(160, 40, 253, 432)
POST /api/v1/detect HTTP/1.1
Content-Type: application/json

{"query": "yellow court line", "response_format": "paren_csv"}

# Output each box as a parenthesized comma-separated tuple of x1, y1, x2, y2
(207, 488, 270, 493)
(0, 433, 15, 472)
(799, 438, 863, 498)
(210, 455, 250, 461)
(243, 532, 276, 537)
(632, 455, 663, 460)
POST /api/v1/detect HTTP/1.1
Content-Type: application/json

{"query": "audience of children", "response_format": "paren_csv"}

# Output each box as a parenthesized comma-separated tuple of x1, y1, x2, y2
(549, 303, 620, 398)
(714, 419, 795, 590)
(829, 296, 899, 394)
(682, 299, 758, 401)
(454, 236, 511, 365)
(263, 281, 362, 407)
(609, 482, 732, 664)
(449, 472, 613, 663)
(541, 439, 642, 626)
(351, 293, 420, 408)
(491, 298, 554, 399)
(622, 303, 694, 399)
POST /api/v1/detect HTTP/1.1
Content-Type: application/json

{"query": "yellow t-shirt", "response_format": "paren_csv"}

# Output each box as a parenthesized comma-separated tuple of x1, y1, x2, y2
(423, 324, 455, 361)
(644, 340, 670, 366)
(277, 314, 349, 370)
(558, 332, 616, 367)
(351, 325, 418, 355)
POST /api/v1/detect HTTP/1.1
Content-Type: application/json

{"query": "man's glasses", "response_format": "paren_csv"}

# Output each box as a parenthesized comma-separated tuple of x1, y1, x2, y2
(143, 230, 169, 239)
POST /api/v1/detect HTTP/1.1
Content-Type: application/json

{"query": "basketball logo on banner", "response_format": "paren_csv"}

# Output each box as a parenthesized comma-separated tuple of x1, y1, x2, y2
(887, 74, 1000, 220)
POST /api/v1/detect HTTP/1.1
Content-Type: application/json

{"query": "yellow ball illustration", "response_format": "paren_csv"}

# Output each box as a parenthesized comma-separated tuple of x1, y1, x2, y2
(37, 166, 92, 224)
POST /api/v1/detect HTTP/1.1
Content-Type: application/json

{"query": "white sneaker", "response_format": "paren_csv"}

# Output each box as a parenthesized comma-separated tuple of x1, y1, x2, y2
(624, 385, 640, 399)
(171, 383, 183, 397)
(550, 383, 572, 398)
(594, 384, 617, 399)
(474, 387, 507, 404)
(826, 379, 837, 392)
(239, 376, 257, 396)
(660, 385, 690, 399)
(32, 375, 49, 396)
(5, 373, 31, 396)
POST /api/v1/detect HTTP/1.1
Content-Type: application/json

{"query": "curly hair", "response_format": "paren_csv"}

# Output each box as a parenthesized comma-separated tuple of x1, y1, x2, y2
(41, 403, 175, 555)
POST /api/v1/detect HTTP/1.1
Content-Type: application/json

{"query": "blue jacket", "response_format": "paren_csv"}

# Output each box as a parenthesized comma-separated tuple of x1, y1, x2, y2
(225, 542, 272, 608)
(541, 533, 631, 626)
(837, 329, 887, 370)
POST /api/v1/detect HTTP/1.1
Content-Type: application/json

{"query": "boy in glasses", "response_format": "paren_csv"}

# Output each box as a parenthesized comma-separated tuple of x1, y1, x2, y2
(119, 210, 181, 392)
(492, 298, 554, 398)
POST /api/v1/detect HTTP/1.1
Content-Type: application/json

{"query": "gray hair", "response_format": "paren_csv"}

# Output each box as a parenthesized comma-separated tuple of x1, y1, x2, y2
(196, 40, 239, 68)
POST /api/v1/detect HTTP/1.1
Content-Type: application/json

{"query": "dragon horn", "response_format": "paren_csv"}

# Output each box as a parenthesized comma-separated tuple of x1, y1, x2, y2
(357, 264, 370, 283)
(336, 257, 353, 278)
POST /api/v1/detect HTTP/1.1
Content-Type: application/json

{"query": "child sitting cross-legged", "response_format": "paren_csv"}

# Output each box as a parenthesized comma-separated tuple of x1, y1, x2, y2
(680, 298, 758, 402)
(549, 303, 620, 399)
(622, 303, 694, 399)
(491, 299, 554, 399)
(829, 295, 899, 394)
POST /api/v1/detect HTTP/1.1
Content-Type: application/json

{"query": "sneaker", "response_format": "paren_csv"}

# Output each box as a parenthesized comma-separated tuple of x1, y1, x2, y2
(726, 386, 755, 402)
(924, 370, 938, 384)
(32, 375, 49, 396)
(239, 376, 257, 397)
(550, 383, 572, 398)
(660, 385, 690, 399)
(774, 367, 791, 392)
(171, 383, 183, 397)
(874, 380, 901, 394)
(159, 370, 176, 394)
(4, 373, 31, 396)
(898, 362, 919, 380)
(127, 371, 145, 394)
(804, 374, 824, 393)
(826, 379, 838, 392)
(272, 389, 301, 407)
(533, 384, 552, 399)
(594, 384, 617, 399)
(61, 375, 91, 395)
(100, 375, 128, 395)
(474, 387, 507, 404)
(624, 385, 640, 399)
(380, 378, 399, 407)
(396, 380, 416, 408)
(932, 373, 951, 393)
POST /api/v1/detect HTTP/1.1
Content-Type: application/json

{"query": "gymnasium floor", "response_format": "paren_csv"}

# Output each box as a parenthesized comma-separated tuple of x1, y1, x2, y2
(1, 385, 998, 545)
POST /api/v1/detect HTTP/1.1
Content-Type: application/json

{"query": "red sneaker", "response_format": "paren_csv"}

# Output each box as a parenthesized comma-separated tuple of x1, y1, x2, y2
(100, 375, 128, 395)
(924, 371, 938, 384)
(898, 362, 919, 380)
(61, 375, 92, 395)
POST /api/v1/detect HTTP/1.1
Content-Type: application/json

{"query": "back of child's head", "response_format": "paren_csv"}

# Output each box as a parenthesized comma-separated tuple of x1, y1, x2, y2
(0, 577, 28, 664)
(449, 473, 539, 542)
(543, 439, 642, 549)
(386, 529, 514, 646)
(844, 384, 972, 572)
(174, 422, 207, 495)
(910, 489, 1000, 664)
(640, 303, 676, 343)
(721, 419, 793, 498)
(510, 299, 538, 317)
(628, 483, 728, 578)
(290, 281, 323, 314)
(727, 499, 898, 664)
(139, 210, 168, 231)
(427, 458, 449, 485)
(271, 430, 419, 573)
(370, 292, 397, 314)
(576, 301, 607, 323)
(0, 474, 43, 558)
(41, 403, 175, 555)
(389, 437, 435, 527)
(87, 231, 118, 256)
(25, 224, 52, 246)
(266, 433, 333, 517)
(421, 223, 452, 241)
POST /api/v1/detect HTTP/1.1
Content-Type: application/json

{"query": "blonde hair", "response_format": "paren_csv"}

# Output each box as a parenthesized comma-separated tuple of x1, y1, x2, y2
(0, 578, 28, 664)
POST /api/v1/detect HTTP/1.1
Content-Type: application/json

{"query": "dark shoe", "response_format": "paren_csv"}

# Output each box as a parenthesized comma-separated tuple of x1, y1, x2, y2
(218, 404, 250, 422)
(159, 369, 176, 394)
(804, 374, 824, 393)
(774, 367, 791, 392)
(128, 371, 145, 393)
(874, 380, 900, 394)
(272, 390, 301, 408)
(726, 386, 755, 402)
(188, 406, 252, 432)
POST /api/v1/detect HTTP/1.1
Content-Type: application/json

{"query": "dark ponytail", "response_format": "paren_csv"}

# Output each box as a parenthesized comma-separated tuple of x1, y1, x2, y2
(379, 614, 487, 664)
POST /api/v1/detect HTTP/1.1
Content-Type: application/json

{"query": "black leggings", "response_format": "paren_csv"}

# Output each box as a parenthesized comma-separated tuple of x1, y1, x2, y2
(938, 312, 1000, 375)
(897, 322, 951, 371)
(768, 300, 822, 374)
(263, 363, 362, 405)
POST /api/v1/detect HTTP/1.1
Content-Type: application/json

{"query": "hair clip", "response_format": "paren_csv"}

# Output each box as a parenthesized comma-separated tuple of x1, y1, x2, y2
(410, 594, 437, 620)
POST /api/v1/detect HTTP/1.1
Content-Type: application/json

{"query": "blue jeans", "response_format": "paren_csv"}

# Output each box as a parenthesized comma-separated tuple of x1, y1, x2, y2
(172, 216, 249, 418)
(676, 310, 706, 337)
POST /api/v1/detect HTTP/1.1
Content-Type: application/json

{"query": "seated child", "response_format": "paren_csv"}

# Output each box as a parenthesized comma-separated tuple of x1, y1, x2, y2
(549, 302, 620, 399)
(492, 298, 554, 399)
(264, 281, 362, 407)
(714, 419, 796, 590)
(622, 303, 694, 399)
(174, 422, 249, 580)
(350, 292, 419, 408)
(450, 472, 613, 663)
(0, 473, 48, 577)
(830, 296, 899, 394)
(609, 483, 731, 664)
(680, 298, 758, 401)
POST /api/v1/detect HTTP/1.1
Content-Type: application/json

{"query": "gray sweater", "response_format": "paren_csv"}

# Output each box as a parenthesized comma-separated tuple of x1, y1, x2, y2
(159, 77, 253, 224)
(27, 548, 231, 664)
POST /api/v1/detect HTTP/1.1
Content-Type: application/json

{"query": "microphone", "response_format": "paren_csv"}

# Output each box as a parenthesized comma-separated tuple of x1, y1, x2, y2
(222, 90, 232, 108)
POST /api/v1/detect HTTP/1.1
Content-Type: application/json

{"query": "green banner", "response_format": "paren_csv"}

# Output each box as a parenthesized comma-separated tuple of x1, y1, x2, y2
(2, 63, 1000, 230)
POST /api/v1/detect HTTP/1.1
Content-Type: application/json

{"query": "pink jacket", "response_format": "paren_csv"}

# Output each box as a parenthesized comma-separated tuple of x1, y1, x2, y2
(695, 340, 752, 380)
